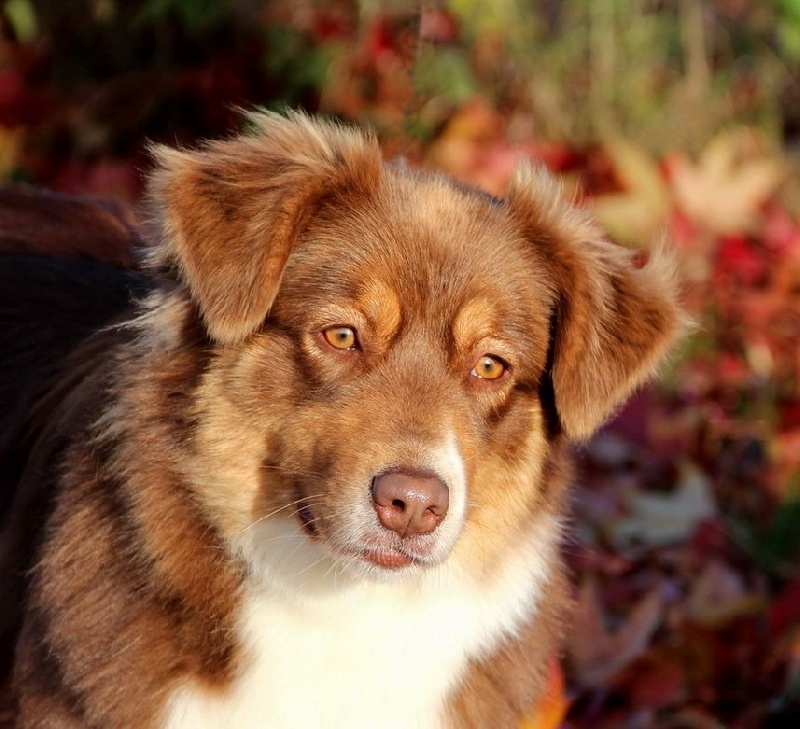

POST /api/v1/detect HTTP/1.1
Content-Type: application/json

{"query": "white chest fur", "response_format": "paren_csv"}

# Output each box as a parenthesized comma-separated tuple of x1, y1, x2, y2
(163, 519, 559, 729)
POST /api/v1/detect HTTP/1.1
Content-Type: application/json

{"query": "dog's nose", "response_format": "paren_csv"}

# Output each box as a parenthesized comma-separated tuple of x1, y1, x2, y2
(371, 469, 449, 537)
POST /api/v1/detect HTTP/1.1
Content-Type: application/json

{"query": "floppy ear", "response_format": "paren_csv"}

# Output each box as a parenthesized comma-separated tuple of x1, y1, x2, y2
(507, 165, 685, 440)
(148, 111, 382, 343)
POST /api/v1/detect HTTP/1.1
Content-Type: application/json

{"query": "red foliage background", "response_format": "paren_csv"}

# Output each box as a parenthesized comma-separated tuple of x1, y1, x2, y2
(1, 1, 798, 726)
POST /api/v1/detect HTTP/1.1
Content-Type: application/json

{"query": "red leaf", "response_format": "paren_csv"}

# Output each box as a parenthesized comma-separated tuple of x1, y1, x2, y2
(715, 236, 767, 284)
(769, 581, 800, 639)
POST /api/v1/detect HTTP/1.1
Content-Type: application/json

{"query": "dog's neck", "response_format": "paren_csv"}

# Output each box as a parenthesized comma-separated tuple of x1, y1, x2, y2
(164, 514, 562, 729)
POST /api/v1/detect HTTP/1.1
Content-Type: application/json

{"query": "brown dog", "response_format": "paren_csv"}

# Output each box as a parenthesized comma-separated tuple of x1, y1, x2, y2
(0, 112, 683, 728)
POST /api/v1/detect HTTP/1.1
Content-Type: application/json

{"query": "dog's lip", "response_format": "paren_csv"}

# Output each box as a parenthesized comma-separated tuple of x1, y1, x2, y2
(360, 548, 415, 570)
(357, 537, 437, 570)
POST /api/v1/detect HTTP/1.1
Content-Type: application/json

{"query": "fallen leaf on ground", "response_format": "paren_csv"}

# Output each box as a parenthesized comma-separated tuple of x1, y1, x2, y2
(668, 128, 783, 235)
(569, 579, 663, 688)
(0, 124, 23, 175)
(519, 657, 569, 729)
(606, 462, 716, 550)
(685, 559, 765, 625)
(590, 139, 670, 243)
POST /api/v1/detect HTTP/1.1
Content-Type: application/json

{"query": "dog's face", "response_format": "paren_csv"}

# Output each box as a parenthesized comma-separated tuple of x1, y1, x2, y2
(231, 176, 557, 577)
(148, 113, 682, 585)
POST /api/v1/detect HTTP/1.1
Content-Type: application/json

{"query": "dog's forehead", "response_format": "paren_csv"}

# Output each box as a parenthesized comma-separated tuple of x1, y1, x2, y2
(285, 172, 544, 310)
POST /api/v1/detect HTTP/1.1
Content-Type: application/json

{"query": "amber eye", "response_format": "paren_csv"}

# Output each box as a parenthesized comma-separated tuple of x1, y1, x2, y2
(470, 355, 507, 380)
(322, 326, 359, 351)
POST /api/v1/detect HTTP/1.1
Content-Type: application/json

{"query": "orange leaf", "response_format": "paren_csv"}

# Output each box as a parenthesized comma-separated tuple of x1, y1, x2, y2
(519, 657, 569, 729)
(0, 124, 23, 176)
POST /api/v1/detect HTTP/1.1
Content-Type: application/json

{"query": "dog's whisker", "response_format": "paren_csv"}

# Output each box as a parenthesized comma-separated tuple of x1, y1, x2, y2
(291, 556, 331, 578)
(236, 494, 328, 534)
(462, 515, 507, 539)
(259, 463, 328, 480)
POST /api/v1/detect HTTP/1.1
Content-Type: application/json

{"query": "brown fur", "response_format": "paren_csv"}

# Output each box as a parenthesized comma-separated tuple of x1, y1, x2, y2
(1, 112, 683, 728)
(0, 187, 141, 268)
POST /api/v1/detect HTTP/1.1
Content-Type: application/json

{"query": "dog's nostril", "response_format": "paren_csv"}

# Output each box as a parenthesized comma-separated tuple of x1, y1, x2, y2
(371, 469, 449, 538)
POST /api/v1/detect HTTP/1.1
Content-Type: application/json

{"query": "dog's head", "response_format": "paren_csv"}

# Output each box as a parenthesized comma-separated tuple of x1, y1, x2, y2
(147, 112, 682, 585)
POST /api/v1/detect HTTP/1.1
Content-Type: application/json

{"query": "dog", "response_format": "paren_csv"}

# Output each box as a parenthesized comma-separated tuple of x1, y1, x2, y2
(0, 111, 683, 728)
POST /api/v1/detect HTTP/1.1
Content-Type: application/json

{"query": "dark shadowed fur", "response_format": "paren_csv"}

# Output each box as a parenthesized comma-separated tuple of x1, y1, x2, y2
(0, 229, 148, 717)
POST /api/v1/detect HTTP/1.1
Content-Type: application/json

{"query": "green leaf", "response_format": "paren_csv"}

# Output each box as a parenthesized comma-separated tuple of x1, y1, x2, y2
(4, 0, 38, 43)
(731, 496, 800, 574)
(135, 0, 228, 35)
(414, 46, 477, 103)
(777, 0, 800, 60)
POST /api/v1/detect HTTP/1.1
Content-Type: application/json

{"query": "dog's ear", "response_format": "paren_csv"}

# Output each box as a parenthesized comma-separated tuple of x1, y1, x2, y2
(148, 112, 382, 343)
(507, 165, 685, 440)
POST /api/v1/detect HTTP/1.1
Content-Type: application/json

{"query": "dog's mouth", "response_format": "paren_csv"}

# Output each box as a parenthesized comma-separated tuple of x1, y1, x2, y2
(360, 547, 415, 570)
(357, 533, 439, 570)
(295, 496, 439, 572)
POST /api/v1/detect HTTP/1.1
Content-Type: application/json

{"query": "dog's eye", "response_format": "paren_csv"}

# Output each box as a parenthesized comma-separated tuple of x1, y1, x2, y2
(470, 355, 507, 380)
(322, 326, 359, 351)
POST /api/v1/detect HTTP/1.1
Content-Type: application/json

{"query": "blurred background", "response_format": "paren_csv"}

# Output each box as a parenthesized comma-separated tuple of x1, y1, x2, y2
(1, 1, 799, 726)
